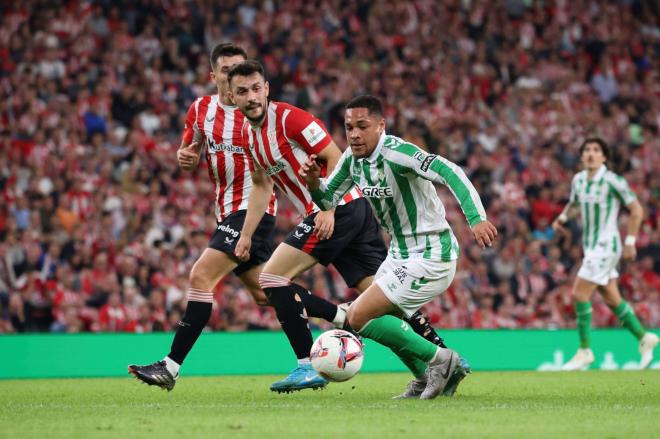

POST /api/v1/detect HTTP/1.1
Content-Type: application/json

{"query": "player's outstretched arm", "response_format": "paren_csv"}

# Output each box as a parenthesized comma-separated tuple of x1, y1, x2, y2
(235, 166, 273, 261)
(389, 144, 496, 247)
(301, 151, 356, 211)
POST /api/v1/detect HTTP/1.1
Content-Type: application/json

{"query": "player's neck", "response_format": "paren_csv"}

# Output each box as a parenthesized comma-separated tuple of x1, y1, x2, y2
(585, 164, 604, 180)
(217, 91, 234, 107)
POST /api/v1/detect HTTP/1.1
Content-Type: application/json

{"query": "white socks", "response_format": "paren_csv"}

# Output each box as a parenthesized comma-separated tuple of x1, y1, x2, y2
(164, 356, 180, 378)
(332, 306, 347, 327)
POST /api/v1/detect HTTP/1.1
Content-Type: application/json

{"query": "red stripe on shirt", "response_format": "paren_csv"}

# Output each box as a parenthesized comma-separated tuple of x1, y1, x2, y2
(274, 110, 314, 214)
(212, 106, 227, 219)
(302, 233, 319, 254)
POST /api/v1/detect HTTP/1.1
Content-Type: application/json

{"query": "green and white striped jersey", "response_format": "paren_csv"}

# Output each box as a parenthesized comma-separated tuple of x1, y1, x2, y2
(311, 133, 487, 260)
(569, 165, 637, 254)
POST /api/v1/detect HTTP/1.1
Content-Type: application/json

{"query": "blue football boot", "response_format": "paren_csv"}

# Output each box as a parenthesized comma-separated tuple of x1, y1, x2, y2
(270, 364, 328, 393)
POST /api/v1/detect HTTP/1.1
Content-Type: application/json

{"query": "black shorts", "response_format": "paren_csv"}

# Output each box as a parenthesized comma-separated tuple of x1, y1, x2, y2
(284, 198, 387, 287)
(209, 211, 275, 276)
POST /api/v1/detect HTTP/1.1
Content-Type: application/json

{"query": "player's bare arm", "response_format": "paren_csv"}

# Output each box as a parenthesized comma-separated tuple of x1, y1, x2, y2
(309, 144, 341, 240)
(299, 154, 322, 190)
(552, 203, 578, 235)
(235, 166, 273, 261)
(622, 200, 643, 261)
(177, 133, 203, 171)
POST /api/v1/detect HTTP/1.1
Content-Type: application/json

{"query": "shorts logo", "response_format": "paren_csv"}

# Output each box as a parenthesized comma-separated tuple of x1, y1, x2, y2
(387, 282, 397, 292)
(302, 121, 327, 147)
(420, 155, 437, 172)
(217, 223, 239, 238)
(293, 230, 304, 239)
(393, 267, 407, 284)
(362, 186, 393, 198)
(224, 237, 235, 245)
(296, 223, 313, 234)
(410, 277, 428, 291)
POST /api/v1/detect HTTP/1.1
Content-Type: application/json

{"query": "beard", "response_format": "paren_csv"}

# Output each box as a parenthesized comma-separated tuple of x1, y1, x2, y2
(244, 103, 266, 124)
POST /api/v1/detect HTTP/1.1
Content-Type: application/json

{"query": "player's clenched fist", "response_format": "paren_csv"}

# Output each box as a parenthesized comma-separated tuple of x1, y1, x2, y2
(299, 154, 322, 190)
(177, 141, 201, 171)
(234, 235, 252, 262)
(472, 220, 498, 249)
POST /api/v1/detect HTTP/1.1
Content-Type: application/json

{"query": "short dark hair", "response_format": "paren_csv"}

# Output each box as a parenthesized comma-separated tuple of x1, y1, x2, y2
(346, 95, 384, 117)
(210, 43, 247, 69)
(227, 60, 265, 84)
(579, 136, 611, 161)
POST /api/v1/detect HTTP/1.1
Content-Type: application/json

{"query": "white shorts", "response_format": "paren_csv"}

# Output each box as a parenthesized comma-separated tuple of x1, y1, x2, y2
(577, 251, 621, 286)
(374, 256, 457, 318)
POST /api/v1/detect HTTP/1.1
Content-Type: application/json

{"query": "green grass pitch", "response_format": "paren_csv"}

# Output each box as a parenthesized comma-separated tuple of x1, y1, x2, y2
(1, 371, 658, 438)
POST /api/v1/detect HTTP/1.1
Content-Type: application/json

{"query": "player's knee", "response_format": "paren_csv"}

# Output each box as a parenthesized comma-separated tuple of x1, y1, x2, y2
(188, 265, 214, 291)
(250, 289, 270, 307)
(571, 286, 590, 302)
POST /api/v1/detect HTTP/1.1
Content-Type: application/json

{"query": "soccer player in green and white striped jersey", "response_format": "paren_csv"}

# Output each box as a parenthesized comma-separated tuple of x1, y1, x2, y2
(552, 137, 658, 370)
(300, 95, 497, 398)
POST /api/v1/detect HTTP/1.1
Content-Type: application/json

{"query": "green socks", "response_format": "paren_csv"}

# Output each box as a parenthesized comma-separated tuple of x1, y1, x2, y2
(611, 300, 646, 340)
(358, 315, 438, 367)
(575, 301, 592, 349)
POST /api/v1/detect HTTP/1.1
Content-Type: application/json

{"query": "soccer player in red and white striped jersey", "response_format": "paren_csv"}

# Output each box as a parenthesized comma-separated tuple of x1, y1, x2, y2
(129, 44, 349, 392)
(128, 44, 280, 391)
(229, 61, 453, 393)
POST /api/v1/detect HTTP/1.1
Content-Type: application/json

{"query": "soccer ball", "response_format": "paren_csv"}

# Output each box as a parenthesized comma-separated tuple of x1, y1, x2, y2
(310, 329, 364, 382)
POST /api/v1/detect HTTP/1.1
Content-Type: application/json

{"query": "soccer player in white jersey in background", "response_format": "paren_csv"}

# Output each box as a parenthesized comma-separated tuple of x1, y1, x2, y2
(552, 137, 658, 371)
(300, 95, 498, 399)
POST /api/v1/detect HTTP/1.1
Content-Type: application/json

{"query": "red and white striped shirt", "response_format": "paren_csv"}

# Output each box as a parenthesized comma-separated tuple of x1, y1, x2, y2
(183, 95, 277, 223)
(242, 101, 361, 217)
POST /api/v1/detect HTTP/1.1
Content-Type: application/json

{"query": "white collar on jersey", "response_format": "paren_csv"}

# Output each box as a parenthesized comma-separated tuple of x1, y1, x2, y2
(588, 164, 607, 181)
(363, 131, 386, 163)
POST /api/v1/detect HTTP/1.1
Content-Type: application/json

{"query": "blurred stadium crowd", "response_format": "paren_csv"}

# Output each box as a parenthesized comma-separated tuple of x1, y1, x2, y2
(1, 0, 659, 334)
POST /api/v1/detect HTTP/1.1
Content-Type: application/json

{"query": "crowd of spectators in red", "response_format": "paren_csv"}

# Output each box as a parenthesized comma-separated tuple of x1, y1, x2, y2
(1, 0, 659, 334)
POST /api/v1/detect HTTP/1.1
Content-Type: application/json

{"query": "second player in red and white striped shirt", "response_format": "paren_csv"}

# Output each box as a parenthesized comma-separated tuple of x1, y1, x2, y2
(183, 94, 277, 222)
(129, 44, 280, 391)
(241, 100, 361, 217)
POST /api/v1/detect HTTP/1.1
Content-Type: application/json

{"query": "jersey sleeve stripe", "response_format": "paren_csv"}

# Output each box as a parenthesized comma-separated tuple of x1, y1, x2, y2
(428, 159, 485, 227)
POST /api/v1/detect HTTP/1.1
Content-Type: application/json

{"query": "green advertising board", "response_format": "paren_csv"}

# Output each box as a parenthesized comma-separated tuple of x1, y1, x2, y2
(0, 329, 657, 379)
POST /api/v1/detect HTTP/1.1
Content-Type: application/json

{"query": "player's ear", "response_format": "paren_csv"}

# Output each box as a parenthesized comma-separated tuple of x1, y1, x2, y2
(264, 81, 270, 98)
(210, 70, 216, 82)
(379, 117, 385, 135)
(228, 91, 235, 105)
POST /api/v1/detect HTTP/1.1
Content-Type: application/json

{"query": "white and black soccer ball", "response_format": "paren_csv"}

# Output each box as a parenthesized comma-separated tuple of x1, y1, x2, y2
(310, 329, 364, 382)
